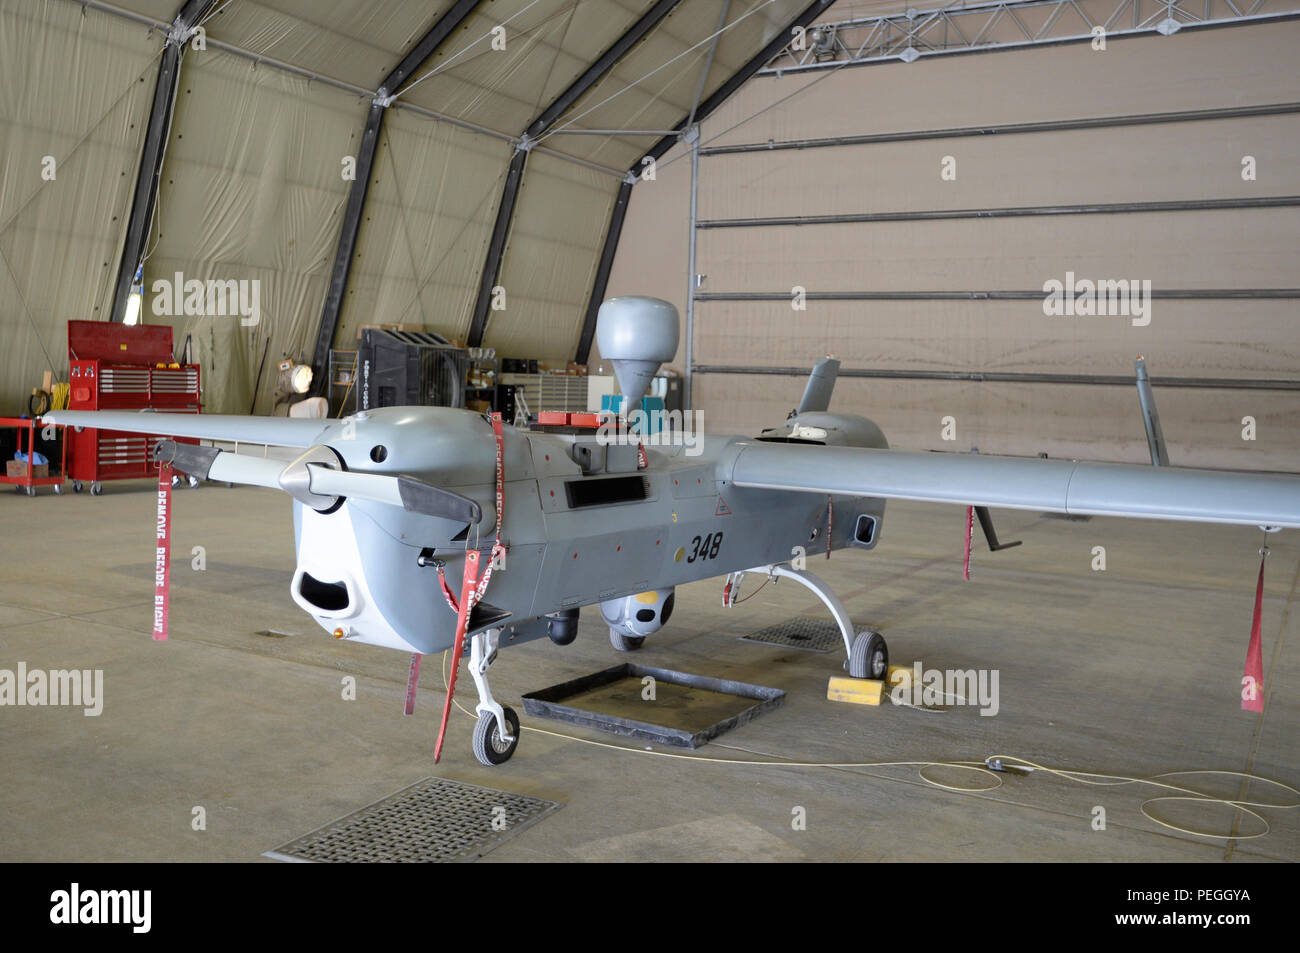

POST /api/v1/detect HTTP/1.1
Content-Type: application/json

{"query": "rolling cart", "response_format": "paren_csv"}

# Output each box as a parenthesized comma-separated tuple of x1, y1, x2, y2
(0, 416, 67, 496)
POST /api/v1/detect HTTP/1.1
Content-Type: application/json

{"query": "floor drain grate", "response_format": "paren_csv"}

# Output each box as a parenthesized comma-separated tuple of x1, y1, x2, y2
(740, 616, 843, 653)
(264, 777, 561, 863)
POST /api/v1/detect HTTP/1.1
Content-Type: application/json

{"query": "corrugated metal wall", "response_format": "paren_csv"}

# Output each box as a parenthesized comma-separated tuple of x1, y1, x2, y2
(608, 20, 1300, 470)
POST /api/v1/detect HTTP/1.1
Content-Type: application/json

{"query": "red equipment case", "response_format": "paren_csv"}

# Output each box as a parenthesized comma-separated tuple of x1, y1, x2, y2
(66, 320, 201, 494)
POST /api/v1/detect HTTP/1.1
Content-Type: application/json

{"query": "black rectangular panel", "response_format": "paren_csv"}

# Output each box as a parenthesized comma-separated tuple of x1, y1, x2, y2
(564, 475, 647, 508)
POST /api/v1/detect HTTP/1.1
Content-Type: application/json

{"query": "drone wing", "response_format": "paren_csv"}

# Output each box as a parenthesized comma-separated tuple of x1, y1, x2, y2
(44, 410, 330, 448)
(724, 443, 1300, 529)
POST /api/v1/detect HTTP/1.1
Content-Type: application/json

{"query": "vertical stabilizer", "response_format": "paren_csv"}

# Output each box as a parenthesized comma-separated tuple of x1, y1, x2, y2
(798, 357, 840, 414)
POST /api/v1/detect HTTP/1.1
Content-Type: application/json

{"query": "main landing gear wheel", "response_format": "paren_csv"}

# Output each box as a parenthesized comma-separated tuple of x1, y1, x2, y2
(472, 705, 520, 766)
(609, 628, 645, 652)
(848, 630, 889, 680)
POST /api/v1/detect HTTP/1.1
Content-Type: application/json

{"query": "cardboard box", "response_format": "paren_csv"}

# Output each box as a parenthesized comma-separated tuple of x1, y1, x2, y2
(6, 461, 49, 479)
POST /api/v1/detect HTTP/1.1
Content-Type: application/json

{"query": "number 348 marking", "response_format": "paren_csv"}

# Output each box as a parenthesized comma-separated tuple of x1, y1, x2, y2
(687, 531, 723, 563)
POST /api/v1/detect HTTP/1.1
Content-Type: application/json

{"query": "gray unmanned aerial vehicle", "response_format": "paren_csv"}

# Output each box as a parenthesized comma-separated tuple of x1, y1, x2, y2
(48, 297, 1300, 765)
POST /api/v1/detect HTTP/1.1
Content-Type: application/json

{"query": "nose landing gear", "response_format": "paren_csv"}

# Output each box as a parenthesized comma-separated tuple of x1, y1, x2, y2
(467, 628, 519, 766)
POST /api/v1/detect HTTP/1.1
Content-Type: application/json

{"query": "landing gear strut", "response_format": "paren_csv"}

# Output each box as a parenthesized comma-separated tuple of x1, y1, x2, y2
(467, 628, 519, 766)
(732, 563, 889, 680)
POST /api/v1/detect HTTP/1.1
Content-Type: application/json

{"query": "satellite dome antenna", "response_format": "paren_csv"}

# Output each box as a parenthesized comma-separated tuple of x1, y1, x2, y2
(595, 296, 679, 413)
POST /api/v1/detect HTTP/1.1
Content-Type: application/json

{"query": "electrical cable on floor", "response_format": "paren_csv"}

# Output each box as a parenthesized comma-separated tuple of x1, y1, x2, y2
(439, 650, 1300, 840)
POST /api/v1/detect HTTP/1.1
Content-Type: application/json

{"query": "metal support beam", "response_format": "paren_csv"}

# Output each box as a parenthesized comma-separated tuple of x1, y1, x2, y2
(467, 148, 527, 348)
(471, 0, 688, 348)
(760, 0, 1300, 74)
(311, 99, 385, 394)
(699, 195, 1300, 229)
(549, 128, 681, 136)
(575, 178, 633, 364)
(68, 0, 627, 180)
(691, 365, 1300, 392)
(695, 288, 1300, 301)
(640, 0, 839, 166)
(526, 0, 686, 141)
(573, 0, 838, 359)
(110, 0, 217, 323)
(700, 101, 1300, 156)
(688, 0, 733, 128)
(685, 128, 699, 408)
(310, 0, 484, 393)
(384, 0, 485, 94)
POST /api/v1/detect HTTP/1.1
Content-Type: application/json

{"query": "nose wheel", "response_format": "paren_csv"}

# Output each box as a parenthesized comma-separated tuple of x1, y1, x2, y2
(467, 629, 520, 766)
(472, 706, 520, 765)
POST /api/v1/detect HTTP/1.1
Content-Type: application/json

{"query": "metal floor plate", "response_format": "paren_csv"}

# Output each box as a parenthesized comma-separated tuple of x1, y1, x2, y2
(264, 777, 561, 863)
(740, 616, 843, 653)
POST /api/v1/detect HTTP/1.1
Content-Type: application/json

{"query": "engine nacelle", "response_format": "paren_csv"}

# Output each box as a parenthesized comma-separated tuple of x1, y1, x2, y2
(600, 588, 675, 638)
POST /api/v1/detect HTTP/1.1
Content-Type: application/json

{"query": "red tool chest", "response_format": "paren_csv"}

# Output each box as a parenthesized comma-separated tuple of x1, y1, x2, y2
(66, 320, 201, 494)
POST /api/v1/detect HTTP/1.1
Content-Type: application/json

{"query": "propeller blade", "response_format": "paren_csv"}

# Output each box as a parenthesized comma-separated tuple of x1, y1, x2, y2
(154, 440, 481, 523)
(397, 476, 483, 525)
(153, 440, 283, 488)
(307, 466, 482, 523)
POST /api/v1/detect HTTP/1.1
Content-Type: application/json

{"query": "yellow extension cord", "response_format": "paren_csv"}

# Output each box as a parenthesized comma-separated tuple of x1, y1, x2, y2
(440, 651, 1299, 841)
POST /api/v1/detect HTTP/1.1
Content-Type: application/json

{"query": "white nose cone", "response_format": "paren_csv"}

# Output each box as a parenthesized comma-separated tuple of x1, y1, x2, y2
(595, 296, 679, 411)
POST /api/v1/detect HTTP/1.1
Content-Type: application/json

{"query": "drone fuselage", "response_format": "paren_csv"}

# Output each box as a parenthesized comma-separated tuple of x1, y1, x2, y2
(287, 406, 888, 655)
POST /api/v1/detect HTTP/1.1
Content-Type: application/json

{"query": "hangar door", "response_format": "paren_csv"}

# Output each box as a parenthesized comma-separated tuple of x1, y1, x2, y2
(687, 18, 1300, 472)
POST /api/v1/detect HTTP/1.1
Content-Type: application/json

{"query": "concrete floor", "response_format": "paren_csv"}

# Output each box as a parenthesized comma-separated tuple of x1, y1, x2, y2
(1, 478, 1296, 862)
